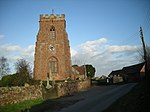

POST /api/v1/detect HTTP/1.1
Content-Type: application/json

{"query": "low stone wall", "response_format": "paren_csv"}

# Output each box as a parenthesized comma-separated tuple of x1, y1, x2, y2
(77, 79, 91, 91)
(0, 85, 42, 106)
(0, 79, 91, 105)
(42, 79, 91, 99)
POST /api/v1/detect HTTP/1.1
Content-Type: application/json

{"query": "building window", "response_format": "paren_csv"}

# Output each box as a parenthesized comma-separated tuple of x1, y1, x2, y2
(50, 26, 55, 39)
(49, 57, 58, 73)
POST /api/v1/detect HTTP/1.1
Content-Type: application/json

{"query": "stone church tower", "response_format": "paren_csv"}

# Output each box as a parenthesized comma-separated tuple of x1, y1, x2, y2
(34, 13, 72, 81)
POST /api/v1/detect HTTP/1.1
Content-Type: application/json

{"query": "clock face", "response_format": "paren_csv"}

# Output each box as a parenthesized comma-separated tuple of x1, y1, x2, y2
(49, 45, 55, 51)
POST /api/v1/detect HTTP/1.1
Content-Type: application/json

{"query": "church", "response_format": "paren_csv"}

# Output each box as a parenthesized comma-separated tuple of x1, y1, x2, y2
(34, 13, 72, 81)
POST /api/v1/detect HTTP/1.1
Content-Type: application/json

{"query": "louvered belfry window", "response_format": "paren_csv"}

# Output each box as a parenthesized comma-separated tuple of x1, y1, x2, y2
(50, 26, 55, 39)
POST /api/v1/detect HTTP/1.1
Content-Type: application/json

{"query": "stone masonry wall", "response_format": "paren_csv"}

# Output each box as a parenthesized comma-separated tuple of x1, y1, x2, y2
(0, 79, 91, 106)
(0, 85, 42, 106)
(56, 79, 91, 97)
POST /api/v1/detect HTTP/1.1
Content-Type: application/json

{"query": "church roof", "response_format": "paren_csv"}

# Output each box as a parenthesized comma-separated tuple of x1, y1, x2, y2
(72, 65, 85, 75)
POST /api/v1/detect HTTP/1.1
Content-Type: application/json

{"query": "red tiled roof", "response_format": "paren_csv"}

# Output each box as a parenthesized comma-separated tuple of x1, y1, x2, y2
(72, 65, 85, 75)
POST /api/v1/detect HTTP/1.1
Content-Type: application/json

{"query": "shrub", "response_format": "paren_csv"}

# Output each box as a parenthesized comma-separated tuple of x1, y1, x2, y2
(0, 74, 14, 87)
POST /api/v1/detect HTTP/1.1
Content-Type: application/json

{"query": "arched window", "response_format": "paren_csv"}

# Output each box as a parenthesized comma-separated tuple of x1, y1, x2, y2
(50, 26, 55, 39)
(49, 57, 58, 73)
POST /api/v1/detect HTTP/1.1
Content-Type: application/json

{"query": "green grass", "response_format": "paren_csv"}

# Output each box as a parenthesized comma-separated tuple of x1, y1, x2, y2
(0, 98, 43, 112)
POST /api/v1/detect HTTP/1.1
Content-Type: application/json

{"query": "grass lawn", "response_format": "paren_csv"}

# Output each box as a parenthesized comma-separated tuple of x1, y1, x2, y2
(0, 98, 43, 112)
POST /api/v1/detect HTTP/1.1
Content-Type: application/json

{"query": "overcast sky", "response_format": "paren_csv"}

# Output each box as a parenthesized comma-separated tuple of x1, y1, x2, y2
(0, 0, 150, 76)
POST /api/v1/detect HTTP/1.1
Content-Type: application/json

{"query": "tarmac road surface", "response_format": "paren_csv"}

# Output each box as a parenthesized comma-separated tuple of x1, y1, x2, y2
(56, 83, 136, 112)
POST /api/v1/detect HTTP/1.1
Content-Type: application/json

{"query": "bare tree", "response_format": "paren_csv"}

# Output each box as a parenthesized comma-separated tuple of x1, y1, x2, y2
(145, 46, 150, 81)
(145, 46, 150, 73)
(15, 58, 32, 85)
(0, 56, 10, 78)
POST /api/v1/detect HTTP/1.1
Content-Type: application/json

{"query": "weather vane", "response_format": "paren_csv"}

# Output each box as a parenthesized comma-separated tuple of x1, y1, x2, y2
(52, 9, 54, 14)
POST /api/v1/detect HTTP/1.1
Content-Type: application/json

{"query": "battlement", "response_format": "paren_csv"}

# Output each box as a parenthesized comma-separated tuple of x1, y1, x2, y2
(40, 14, 65, 21)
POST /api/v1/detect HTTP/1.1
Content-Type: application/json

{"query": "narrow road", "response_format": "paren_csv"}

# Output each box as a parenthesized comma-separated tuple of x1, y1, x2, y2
(56, 83, 136, 112)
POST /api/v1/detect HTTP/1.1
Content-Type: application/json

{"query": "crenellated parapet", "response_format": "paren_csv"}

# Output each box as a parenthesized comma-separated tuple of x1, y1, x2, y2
(40, 14, 65, 21)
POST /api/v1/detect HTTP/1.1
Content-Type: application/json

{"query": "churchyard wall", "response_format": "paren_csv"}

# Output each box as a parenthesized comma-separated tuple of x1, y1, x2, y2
(0, 79, 91, 105)
(0, 85, 42, 105)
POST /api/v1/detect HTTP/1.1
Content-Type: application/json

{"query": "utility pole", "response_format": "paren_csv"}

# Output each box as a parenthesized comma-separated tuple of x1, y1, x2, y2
(140, 26, 148, 80)
(140, 26, 147, 61)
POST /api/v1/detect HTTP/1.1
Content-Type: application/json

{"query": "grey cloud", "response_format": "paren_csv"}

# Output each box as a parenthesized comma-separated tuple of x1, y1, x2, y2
(71, 38, 140, 76)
